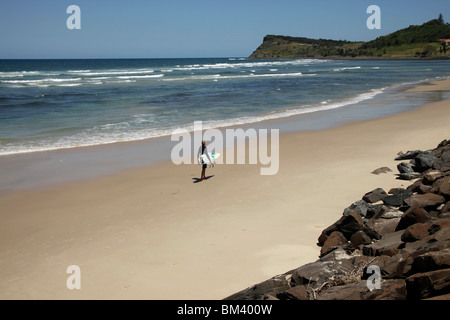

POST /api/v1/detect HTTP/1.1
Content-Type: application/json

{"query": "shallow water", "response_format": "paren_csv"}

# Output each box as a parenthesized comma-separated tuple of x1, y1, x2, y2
(1, 58, 449, 156)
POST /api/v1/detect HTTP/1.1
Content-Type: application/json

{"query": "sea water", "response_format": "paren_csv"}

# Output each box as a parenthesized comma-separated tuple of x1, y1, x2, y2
(0, 58, 449, 156)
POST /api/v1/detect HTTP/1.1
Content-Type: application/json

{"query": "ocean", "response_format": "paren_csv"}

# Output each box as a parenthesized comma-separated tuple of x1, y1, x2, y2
(0, 58, 449, 156)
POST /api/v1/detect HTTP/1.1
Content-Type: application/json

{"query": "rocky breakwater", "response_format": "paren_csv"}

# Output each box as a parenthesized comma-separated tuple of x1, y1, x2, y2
(225, 139, 450, 300)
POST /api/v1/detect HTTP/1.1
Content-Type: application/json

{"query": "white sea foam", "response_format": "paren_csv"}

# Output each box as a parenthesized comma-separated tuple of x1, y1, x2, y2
(0, 71, 41, 77)
(0, 87, 385, 156)
(68, 69, 91, 73)
(192, 88, 385, 131)
(56, 83, 82, 87)
(1, 72, 163, 87)
(47, 78, 82, 82)
(1, 77, 81, 83)
(1, 77, 84, 88)
(116, 74, 164, 79)
(333, 66, 362, 72)
(0, 72, 24, 78)
(2, 59, 445, 157)
(162, 72, 305, 82)
(75, 69, 155, 76)
(0, 71, 61, 78)
(172, 59, 327, 72)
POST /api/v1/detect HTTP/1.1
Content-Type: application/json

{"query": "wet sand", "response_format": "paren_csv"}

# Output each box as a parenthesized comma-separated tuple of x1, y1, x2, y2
(0, 79, 449, 299)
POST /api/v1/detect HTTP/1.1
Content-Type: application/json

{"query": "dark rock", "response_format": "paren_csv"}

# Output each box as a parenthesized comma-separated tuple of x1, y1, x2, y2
(371, 167, 392, 175)
(441, 212, 450, 219)
(226, 139, 450, 301)
(410, 249, 450, 274)
(351, 231, 372, 248)
(367, 217, 401, 236)
(363, 188, 388, 204)
(319, 247, 353, 262)
(434, 176, 450, 197)
(320, 231, 348, 257)
(290, 259, 354, 289)
(441, 202, 450, 214)
(415, 151, 438, 172)
(435, 149, 450, 172)
(397, 162, 415, 174)
(365, 255, 401, 278)
(318, 210, 364, 245)
(406, 268, 450, 299)
(365, 253, 418, 279)
(428, 219, 450, 235)
(365, 204, 384, 219)
(397, 172, 422, 181)
(406, 180, 427, 193)
(402, 227, 450, 255)
(262, 294, 279, 300)
(316, 282, 367, 300)
(393, 247, 447, 278)
(395, 150, 422, 161)
(401, 223, 433, 242)
(276, 285, 309, 300)
(317, 233, 328, 246)
(418, 183, 434, 194)
(404, 193, 445, 210)
(436, 139, 450, 149)
(362, 230, 404, 257)
(389, 188, 408, 195)
(396, 207, 431, 231)
(362, 224, 382, 240)
(425, 293, 450, 300)
(337, 210, 365, 239)
(428, 210, 441, 219)
(224, 274, 291, 300)
(433, 224, 450, 243)
(350, 254, 374, 268)
(441, 149, 450, 171)
(379, 207, 404, 219)
(382, 190, 413, 207)
(317, 279, 406, 300)
(363, 279, 407, 300)
(423, 171, 444, 185)
(432, 142, 450, 163)
(343, 200, 371, 217)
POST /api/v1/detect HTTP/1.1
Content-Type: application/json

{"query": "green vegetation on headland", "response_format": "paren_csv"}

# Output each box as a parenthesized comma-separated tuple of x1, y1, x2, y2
(249, 15, 450, 59)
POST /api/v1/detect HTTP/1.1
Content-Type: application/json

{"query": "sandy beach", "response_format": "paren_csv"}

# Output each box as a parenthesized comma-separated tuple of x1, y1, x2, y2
(0, 79, 449, 300)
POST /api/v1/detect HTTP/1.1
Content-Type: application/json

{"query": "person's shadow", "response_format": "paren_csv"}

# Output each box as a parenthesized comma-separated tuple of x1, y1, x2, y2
(192, 175, 215, 183)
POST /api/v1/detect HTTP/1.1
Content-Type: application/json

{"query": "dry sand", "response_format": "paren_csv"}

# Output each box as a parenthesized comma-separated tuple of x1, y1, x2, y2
(0, 79, 449, 300)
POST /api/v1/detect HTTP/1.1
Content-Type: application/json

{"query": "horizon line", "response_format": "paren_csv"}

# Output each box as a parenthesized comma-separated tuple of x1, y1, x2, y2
(0, 56, 249, 61)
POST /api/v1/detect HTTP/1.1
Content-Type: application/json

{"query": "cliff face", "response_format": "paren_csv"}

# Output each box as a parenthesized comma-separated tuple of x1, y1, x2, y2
(248, 35, 362, 59)
(249, 18, 450, 59)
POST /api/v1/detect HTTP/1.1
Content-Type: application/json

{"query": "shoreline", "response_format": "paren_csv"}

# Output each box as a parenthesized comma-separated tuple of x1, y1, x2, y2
(1, 77, 448, 193)
(0, 79, 449, 299)
(0, 78, 399, 157)
(247, 56, 450, 61)
(226, 135, 450, 300)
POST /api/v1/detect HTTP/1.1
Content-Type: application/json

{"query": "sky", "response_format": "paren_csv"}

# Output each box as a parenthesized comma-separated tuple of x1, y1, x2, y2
(0, 0, 449, 59)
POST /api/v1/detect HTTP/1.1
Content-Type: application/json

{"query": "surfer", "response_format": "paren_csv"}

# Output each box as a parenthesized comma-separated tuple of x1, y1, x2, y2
(198, 140, 212, 181)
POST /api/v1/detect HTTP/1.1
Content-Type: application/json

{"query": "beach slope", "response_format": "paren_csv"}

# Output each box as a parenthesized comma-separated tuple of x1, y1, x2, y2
(0, 79, 449, 300)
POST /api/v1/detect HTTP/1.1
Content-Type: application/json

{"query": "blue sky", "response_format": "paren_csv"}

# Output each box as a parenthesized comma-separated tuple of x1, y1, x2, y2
(1, 0, 449, 59)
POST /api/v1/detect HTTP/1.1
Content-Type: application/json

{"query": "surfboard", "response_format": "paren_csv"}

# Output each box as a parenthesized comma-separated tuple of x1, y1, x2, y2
(199, 152, 220, 165)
